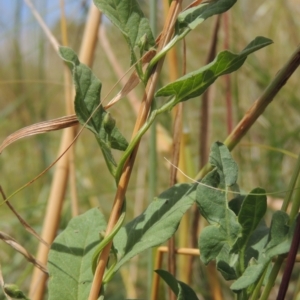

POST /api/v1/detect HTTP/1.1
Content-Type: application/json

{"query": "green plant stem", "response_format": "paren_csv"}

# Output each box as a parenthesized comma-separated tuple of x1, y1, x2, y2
(91, 201, 126, 275)
(238, 245, 246, 275)
(289, 156, 300, 221)
(257, 155, 300, 300)
(237, 289, 247, 300)
(90, 2, 182, 295)
(281, 153, 300, 213)
(193, 43, 300, 300)
(249, 265, 268, 300)
(259, 152, 300, 299)
(95, 137, 117, 177)
(115, 98, 175, 181)
(259, 256, 284, 300)
(145, 24, 192, 81)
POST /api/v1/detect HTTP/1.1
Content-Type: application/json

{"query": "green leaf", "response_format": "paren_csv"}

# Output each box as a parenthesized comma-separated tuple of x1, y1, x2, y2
(230, 260, 268, 291)
(196, 169, 226, 224)
(216, 243, 238, 280)
(231, 213, 296, 291)
(59, 47, 128, 175)
(177, 0, 237, 31)
(264, 211, 290, 252)
(229, 195, 244, 216)
(48, 208, 107, 300)
(155, 37, 273, 106)
(146, 0, 237, 79)
(112, 184, 196, 273)
(199, 211, 241, 265)
(196, 149, 241, 269)
(264, 211, 294, 258)
(155, 270, 199, 300)
(199, 226, 227, 263)
(59, 47, 102, 134)
(233, 188, 267, 251)
(209, 142, 238, 187)
(93, 0, 155, 65)
(244, 221, 269, 265)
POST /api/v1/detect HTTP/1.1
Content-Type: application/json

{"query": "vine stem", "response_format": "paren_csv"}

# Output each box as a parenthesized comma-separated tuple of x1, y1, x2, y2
(88, 1, 183, 299)
(259, 152, 300, 300)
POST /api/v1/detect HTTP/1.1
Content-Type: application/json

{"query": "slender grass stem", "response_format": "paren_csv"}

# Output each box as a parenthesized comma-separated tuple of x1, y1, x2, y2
(259, 152, 300, 299)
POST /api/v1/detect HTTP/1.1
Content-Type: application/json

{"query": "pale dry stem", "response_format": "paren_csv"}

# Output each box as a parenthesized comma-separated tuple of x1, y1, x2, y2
(0, 186, 48, 247)
(89, 1, 183, 299)
(0, 231, 48, 274)
(27, 2, 102, 300)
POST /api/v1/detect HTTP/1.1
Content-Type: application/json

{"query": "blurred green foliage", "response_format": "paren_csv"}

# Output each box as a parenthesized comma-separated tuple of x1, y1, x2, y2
(0, 0, 300, 299)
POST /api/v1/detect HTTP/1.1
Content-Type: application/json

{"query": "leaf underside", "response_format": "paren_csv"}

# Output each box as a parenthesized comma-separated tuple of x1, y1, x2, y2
(48, 208, 107, 300)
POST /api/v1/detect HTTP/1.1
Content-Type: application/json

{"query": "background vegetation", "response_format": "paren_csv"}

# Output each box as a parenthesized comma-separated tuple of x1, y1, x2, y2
(0, 0, 300, 299)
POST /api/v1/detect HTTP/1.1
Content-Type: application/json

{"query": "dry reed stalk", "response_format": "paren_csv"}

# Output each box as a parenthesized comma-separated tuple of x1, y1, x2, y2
(28, 2, 101, 299)
(89, 1, 183, 299)
(59, 0, 79, 218)
(120, 268, 138, 299)
(128, 143, 148, 296)
(157, 246, 200, 256)
(151, 247, 164, 300)
(202, 21, 224, 300)
(162, 2, 182, 295)
(223, 12, 232, 134)
(156, 246, 300, 260)
(177, 131, 193, 283)
(162, 0, 194, 289)
(168, 103, 183, 300)
(188, 14, 222, 297)
(222, 43, 300, 152)
(29, 128, 73, 299)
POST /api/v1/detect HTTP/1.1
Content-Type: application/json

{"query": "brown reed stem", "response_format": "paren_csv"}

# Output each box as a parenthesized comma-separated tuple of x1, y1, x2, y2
(89, 1, 183, 299)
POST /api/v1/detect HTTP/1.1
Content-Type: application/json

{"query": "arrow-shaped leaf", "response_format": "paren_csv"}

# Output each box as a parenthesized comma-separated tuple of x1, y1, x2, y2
(177, 0, 237, 32)
(155, 37, 273, 106)
(59, 47, 128, 175)
(233, 188, 267, 252)
(112, 184, 196, 273)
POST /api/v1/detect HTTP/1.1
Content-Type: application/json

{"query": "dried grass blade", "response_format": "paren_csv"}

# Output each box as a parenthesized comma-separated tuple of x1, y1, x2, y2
(101, 25, 156, 109)
(0, 187, 49, 247)
(104, 71, 141, 109)
(0, 115, 78, 154)
(0, 231, 48, 274)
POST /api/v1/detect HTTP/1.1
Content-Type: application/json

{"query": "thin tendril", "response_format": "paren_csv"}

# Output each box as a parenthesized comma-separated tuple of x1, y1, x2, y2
(164, 158, 300, 197)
